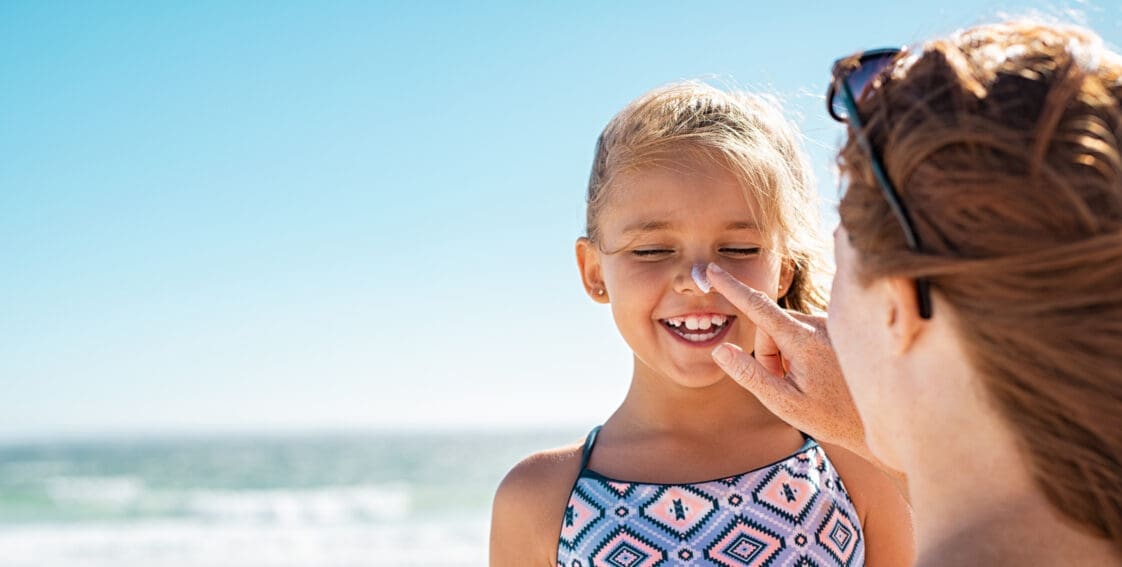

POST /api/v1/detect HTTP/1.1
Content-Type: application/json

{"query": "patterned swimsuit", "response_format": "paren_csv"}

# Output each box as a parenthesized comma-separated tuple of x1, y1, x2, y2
(556, 427, 865, 567)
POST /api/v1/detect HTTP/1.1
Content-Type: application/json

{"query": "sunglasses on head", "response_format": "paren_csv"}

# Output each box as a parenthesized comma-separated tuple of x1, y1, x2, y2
(827, 47, 933, 319)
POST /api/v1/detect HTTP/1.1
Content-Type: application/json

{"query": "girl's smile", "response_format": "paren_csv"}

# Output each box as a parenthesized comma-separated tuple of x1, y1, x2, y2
(659, 313, 737, 346)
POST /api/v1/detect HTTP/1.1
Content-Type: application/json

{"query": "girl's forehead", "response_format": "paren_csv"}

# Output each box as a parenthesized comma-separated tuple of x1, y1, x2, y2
(602, 165, 766, 227)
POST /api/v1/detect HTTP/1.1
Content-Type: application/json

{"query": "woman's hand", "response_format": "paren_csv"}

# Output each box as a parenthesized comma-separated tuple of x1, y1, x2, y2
(706, 263, 874, 463)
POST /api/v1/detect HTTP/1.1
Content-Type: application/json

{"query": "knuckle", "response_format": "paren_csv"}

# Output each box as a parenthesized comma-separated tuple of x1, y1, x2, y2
(746, 288, 770, 308)
(731, 359, 755, 382)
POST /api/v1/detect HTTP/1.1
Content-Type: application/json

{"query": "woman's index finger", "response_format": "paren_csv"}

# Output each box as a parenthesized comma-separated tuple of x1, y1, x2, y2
(706, 263, 809, 346)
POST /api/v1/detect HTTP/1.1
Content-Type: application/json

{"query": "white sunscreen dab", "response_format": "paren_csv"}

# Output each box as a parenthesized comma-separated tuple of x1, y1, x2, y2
(691, 263, 712, 293)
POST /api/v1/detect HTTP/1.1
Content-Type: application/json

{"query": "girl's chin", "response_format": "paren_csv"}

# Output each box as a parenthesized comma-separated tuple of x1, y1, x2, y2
(667, 367, 730, 389)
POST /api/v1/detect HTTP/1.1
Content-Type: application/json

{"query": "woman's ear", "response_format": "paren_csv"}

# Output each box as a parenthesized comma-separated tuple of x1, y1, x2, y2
(576, 237, 609, 303)
(884, 276, 924, 353)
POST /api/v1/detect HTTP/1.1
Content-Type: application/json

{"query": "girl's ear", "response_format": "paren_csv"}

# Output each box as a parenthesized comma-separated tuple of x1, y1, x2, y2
(778, 256, 796, 299)
(576, 237, 610, 303)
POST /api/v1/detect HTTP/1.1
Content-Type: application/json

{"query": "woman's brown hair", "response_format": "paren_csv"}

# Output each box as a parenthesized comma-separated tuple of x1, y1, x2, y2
(838, 21, 1122, 554)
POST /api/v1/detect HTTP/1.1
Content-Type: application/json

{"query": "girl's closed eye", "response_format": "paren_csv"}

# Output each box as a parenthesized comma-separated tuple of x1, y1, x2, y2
(720, 246, 762, 258)
(631, 248, 674, 259)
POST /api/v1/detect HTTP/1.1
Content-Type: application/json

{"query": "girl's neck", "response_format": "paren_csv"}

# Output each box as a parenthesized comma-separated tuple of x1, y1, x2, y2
(589, 359, 803, 484)
(610, 361, 786, 437)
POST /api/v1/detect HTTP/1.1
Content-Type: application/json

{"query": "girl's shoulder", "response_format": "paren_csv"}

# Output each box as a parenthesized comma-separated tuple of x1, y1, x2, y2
(490, 439, 587, 565)
(496, 441, 586, 502)
(816, 442, 902, 523)
(819, 442, 916, 566)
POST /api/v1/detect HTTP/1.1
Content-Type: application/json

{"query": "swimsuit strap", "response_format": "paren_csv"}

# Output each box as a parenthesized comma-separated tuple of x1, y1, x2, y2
(579, 425, 603, 471)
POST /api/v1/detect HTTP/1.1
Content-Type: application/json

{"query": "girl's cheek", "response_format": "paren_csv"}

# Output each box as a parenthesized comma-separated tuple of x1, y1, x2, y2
(730, 262, 780, 294)
(725, 258, 766, 278)
(624, 259, 672, 278)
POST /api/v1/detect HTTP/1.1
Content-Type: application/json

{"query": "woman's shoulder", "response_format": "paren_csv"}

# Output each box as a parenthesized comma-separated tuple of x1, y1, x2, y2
(490, 439, 588, 565)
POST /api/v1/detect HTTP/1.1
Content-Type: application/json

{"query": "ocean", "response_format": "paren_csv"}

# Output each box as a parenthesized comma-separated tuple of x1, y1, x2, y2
(0, 429, 583, 567)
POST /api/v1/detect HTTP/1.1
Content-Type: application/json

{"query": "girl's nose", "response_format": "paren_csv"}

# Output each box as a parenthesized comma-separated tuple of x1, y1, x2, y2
(674, 262, 712, 295)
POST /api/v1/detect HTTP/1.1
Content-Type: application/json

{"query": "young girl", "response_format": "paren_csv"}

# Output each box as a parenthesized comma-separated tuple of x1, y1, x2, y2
(491, 82, 913, 566)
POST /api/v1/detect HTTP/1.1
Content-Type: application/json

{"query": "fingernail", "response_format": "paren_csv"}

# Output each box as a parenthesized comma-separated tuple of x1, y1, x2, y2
(691, 263, 712, 293)
(711, 344, 733, 365)
(707, 262, 725, 276)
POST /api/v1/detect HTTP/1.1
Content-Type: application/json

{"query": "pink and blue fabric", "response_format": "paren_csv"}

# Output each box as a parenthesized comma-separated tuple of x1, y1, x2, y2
(557, 428, 865, 567)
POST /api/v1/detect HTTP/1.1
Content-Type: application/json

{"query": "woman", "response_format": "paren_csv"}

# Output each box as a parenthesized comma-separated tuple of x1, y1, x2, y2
(706, 20, 1122, 565)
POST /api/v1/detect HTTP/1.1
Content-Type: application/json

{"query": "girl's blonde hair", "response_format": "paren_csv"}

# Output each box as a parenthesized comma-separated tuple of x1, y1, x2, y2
(837, 21, 1122, 556)
(586, 82, 829, 313)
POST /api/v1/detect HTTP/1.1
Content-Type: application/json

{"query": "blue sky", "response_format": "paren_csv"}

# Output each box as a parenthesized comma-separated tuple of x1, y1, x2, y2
(3, 1, 1119, 438)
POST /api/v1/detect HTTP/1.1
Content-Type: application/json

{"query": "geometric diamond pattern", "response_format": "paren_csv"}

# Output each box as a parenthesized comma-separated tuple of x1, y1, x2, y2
(795, 556, 824, 567)
(718, 475, 743, 487)
(591, 526, 666, 567)
(705, 516, 785, 567)
(558, 484, 605, 551)
(640, 485, 719, 541)
(830, 523, 852, 549)
(603, 480, 636, 499)
(815, 502, 861, 567)
(752, 465, 820, 524)
(557, 438, 865, 567)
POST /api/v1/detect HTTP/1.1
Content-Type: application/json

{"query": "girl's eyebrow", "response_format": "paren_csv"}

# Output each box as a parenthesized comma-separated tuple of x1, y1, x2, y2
(621, 221, 673, 235)
(725, 221, 760, 231)
(621, 220, 759, 235)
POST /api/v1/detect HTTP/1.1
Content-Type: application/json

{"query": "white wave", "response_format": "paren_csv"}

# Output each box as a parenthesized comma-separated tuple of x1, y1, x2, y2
(44, 476, 146, 509)
(0, 518, 487, 567)
(186, 484, 411, 525)
(39, 477, 412, 525)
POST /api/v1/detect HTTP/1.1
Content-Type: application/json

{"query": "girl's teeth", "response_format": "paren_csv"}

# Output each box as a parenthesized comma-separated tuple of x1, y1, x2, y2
(664, 315, 730, 330)
(663, 315, 732, 341)
(683, 330, 719, 342)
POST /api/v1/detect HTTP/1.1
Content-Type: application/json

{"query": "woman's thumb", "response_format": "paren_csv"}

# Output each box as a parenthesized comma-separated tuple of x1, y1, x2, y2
(712, 343, 797, 404)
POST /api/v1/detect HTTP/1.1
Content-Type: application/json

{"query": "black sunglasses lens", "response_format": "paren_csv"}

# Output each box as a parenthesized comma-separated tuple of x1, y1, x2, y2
(831, 53, 897, 120)
(829, 84, 849, 120)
